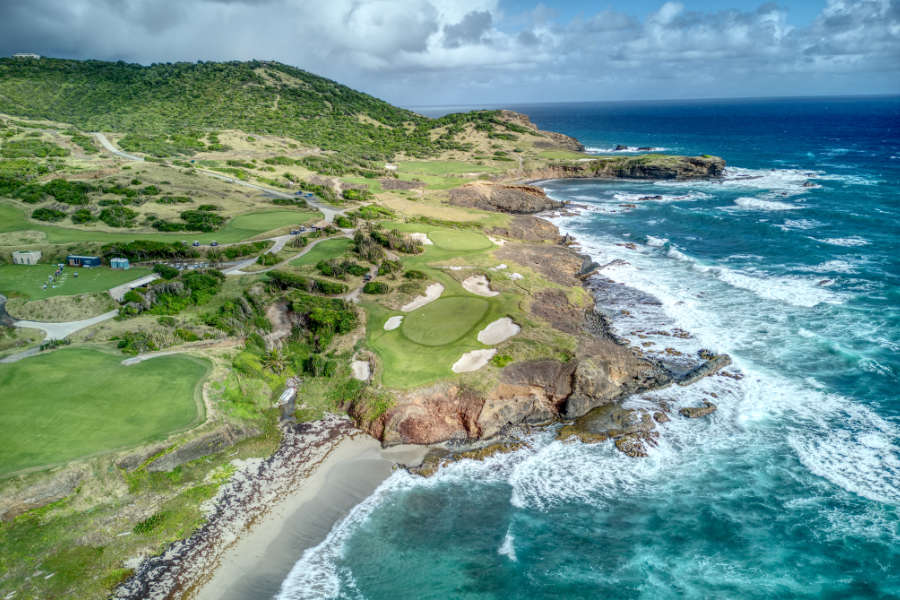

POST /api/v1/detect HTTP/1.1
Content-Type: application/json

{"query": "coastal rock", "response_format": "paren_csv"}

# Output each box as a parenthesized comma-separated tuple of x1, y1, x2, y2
(497, 110, 584, 152)
(521, 155, 725, 181)
(449, 182, 562, 214)
(408, 441, 527, 477)
(490, 215, 563, 243)
(679, 401, 717, 418)
(557, 404, 659, 457)
(146, 424, 259, 472)
(677, 353, 732, 386)
(614, 144, 628, 151)
(0, 468, 84, 521)
(367, 383, 484, 446)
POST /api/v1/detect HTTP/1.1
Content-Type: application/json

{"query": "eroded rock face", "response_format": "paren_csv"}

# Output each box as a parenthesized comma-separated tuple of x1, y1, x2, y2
(146, 425, 259, 473)
(0, 468, 84, 521)
(449, 182, 562, 214)
(558, 404, 660, 458)
(408, 441, 527, 477)
(370, 384, 485, 446)
(490, 215, 563, 243)
(522, 155, 726, 181)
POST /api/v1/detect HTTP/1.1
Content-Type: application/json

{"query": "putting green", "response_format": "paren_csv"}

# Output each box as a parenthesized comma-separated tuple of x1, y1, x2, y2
(0, 348, 207, 475)
(0, 264, 152, 300)
(401, 296, 489, 346)
(424, 229, 493, 251)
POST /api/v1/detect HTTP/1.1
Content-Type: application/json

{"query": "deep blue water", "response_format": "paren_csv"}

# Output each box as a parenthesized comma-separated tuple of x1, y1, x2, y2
(278, 98, 900, 599)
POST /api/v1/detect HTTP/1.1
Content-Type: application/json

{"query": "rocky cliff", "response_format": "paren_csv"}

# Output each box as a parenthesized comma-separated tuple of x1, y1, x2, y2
(525, 154, 725, 181)
(448, 181, 562, 214)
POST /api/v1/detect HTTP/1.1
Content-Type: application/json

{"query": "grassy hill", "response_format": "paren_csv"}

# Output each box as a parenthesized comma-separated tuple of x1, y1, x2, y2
(0, 58, 517, 160)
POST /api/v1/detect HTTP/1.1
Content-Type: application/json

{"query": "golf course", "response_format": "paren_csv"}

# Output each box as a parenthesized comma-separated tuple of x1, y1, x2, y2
(0, 348, 208, 475)
(0, 263, 152, 300)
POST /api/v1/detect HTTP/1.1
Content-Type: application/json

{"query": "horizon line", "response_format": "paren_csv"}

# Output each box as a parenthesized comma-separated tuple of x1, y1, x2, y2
(405, 92, 900, 110)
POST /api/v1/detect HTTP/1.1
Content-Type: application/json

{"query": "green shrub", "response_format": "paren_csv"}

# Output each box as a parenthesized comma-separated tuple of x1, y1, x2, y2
(133, 512, 167, 534)
(490, 354, 514, 368)
(363, 281, 388, 294)
(334, 215, 354, 228)
(15, 183, 45, 203)
(156, 195, 192, 204)
(378, 259, 402, 275)
(158, 316, 177, 327)
(44, 178, 94, 205)
(99, 205, 138, 227)
(180, 209, 225, 232)
(153, 263, 180, 279)
(31, 207, 66, 221)
(71, 208, 94, 223)
(403, 269, 427, 279)
(1, 139, 69, 158)
(175, 328, 200, 341)
(256, 253, 280, 266)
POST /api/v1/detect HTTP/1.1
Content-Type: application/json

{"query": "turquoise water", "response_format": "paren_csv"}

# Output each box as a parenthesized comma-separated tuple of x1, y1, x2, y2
(278, 98, 900, 599)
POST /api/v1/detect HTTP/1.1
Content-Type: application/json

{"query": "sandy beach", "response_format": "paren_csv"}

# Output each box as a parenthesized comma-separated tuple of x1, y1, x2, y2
(192, 435, 428, 600)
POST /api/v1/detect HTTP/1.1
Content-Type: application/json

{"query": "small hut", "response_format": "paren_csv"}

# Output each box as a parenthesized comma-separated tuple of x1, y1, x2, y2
(12, 250, 41, 265)
(110, 257, 130, 270)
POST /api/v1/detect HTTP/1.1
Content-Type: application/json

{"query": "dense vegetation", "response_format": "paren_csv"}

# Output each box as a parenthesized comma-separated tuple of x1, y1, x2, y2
(0, 58, 531, 161)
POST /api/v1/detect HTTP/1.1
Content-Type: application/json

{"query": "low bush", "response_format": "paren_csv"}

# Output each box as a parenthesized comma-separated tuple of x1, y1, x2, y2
(153, 263, 180, 279)
(363, 281, 388, 294)
(32, 207, 66, 221)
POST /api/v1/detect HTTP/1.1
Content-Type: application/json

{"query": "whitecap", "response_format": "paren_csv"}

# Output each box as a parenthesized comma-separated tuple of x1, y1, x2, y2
(732, 197, 802, 211)
(585, 145, 669, 153)
(498, 528, 517, 562)
(646, 235, 668, 248)
(813, 236, 870, 247)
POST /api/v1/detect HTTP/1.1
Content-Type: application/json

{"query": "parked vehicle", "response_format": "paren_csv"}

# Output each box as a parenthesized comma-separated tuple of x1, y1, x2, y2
(210, 241, 218, 247)
(192, 240, 200, 247)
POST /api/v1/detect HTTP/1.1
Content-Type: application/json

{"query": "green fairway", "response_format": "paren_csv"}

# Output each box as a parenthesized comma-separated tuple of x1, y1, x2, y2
(401, 296, 489, 346)
(0, 348, 208, 475)
(427, 229, 493, 251)
(0, 203, 321, 245)
(0, 264, 152, 300)
(289, 237, 353, 266)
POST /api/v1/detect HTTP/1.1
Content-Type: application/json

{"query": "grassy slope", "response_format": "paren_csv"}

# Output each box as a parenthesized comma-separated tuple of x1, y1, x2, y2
(0, 203, 321, 245)
(0, 264, 151, 300)
(0, 348, 207, 475)
(289, 238, 353, 266)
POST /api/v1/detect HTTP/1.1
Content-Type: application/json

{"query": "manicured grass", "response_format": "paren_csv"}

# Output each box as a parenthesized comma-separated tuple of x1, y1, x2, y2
(401, 296, 489, 346)
(0, 203, 321, 245)
(0, 264, 152, 300)
(0, 348, 208, 475)
(289, 237, 353, 266)
(427, 229, 493, 251)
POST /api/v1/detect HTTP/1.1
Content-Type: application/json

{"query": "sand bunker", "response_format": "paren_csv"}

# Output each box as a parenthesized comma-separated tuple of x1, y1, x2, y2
(490, 264, 507, 271)
(462, 275, 498, 297)
(477, 317, 520, 345)
(509, 273, 524, 280)
(401, 283, 444, 312)
(384, 316, 404, 330)
(351, 360, 370, 381)
(487, 236, 506, 246)
(409, 232, 433, 245)
(451, 349, 497, 373)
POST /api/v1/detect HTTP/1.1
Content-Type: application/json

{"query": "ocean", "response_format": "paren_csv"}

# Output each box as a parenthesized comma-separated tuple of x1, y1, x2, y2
(277, 97, 900, 599)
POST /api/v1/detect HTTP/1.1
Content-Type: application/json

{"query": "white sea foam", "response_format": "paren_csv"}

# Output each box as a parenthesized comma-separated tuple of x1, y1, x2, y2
(778, 218, 823, 231)
(806, 260, 858, 274)
(646, 235, 668, 247)
(585, 145, 668, 153)
(732, 197, 802, 211)
(498, 529, 517, 561)
(814, 236, 870, 247)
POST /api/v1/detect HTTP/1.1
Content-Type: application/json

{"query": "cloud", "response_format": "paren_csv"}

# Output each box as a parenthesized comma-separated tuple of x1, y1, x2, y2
(0, 0, 897, 104)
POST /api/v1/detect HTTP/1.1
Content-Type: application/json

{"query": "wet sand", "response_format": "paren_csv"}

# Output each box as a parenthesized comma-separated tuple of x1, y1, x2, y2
(193, 436, 427, 600)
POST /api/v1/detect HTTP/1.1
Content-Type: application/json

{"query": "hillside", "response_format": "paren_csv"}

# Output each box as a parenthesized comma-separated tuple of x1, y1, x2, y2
(0, 58, 518, 160)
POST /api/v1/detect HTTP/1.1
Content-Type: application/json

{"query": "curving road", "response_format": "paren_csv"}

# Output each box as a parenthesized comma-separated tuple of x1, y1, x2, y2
(94, 132, 144, 162)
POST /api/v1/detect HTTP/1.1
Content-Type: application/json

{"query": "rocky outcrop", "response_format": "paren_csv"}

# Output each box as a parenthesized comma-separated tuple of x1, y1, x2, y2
(679, 401, 717, 418)
(146, 424, 259, 473)
(497, 110, 584, 152)
(522, 154, 725, 181)
(0, 468, 84, 521)
(558, 404, 660, 458)
(449, 182, 561, 214)
(408, 441, 527, 477)
(490, 215, 563, 243)
(677, 353, 732, 386)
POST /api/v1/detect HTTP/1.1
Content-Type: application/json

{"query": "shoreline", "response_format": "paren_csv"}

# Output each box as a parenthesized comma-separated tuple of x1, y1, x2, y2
(192, 436, 427, 600)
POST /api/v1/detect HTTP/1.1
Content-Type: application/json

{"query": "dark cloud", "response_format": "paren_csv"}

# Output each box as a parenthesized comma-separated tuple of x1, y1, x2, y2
(443, 10, 492, 48)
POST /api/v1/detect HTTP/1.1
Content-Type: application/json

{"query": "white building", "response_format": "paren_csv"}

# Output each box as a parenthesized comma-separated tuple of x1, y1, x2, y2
(12, 250, 41, 265)
(13, 53, 41, 59)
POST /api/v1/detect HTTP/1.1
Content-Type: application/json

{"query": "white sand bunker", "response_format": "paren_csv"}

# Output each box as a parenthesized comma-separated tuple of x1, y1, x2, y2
(384, 315, 404, 330)
(509, 273, 523, 280)
(351, 360, 371, 381)
(409, 232, 433, 245)
(401, 283, 444, 312)
(462, 275, 498, 297)
(477, 317, 520, 345)
(487, 235, 506, 246)
(452, 349, 497, 373)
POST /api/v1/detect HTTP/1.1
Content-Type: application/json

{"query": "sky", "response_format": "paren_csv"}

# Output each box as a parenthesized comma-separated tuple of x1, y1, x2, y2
(1, 0, 898, 107)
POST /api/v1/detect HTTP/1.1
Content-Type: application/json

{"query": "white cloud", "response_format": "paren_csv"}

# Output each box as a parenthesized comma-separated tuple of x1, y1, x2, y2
(0, 0, 897, 104)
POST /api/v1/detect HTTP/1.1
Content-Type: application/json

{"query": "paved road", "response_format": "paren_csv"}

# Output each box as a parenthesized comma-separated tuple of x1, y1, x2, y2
(108, 273, 159, 301)
(15, 310, 119, 341)
(94, 132, 144, 162)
